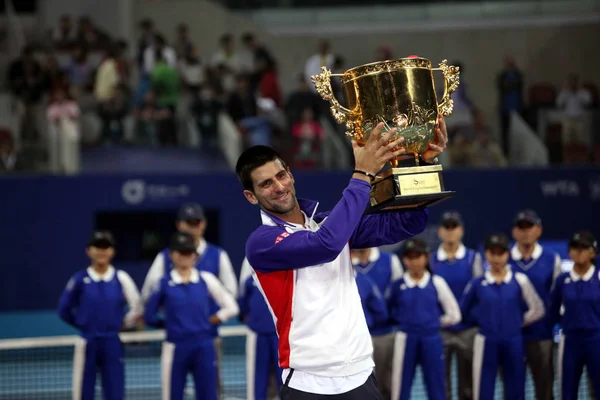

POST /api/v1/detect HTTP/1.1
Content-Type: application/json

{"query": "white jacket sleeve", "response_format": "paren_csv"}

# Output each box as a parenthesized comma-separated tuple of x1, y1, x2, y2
(117, 270, 142, 328)
(238, 258, 254, 297)
(432, 275, 462, 327)
(515, 272, 545, 326)
(141, 252, 166, 302)
(218, 250, 238, 297)
(201, 271, 239, 322)
(390, 254, 404, 281)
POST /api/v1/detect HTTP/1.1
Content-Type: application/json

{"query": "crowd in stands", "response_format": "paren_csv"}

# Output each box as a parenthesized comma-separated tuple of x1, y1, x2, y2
(1, 15, 598, 174)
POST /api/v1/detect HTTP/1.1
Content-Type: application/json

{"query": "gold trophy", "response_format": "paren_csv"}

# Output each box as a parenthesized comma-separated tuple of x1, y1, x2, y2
(311, 57, 460, 213)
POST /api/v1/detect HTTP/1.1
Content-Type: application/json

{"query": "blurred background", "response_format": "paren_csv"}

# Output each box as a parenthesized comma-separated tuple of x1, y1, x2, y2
(0, 0, 599, 398)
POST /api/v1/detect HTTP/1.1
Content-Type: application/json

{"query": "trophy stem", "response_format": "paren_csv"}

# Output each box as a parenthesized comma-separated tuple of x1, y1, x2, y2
(414, 153, 419, 166)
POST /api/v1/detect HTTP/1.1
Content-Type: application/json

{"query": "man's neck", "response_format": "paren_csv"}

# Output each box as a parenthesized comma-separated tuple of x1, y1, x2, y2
(92, 263, 110, 275)
(517, 242, 536, 260)
(442, 242, 460, 259)
(573, 262, 593, 277)
(267, 203, 304, 226)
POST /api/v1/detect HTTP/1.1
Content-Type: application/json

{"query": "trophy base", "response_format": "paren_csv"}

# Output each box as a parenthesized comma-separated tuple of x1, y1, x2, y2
(365, 165, 455, 214)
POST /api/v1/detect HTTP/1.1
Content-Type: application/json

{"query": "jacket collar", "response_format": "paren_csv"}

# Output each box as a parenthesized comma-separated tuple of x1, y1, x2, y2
(437, 244, 466, 261)
(511, 243, 543, 261)
(170, 268, 200, 284)
(87, 266, 115, 282)
(570, 265, 595, 282)
(484, 267, 513, 284)
(260, 198, 320, 228)
(404, 271, 431, 288)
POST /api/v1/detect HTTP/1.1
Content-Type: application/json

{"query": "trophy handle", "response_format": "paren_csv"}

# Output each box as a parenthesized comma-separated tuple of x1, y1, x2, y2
(434, 60, 460, 117)
(310, 66, 353, 124)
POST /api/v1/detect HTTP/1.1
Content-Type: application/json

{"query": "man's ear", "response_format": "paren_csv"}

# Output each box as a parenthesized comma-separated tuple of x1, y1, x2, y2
(243, 190, 259, 205)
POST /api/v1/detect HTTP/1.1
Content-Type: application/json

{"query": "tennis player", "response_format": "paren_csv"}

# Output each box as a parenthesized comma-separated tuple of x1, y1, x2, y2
(239, 258, 283, 400)
(388, 238, 461, 400)
(57, 231, 141, 400)
(461, 233, 545, 400)
(549, 231, 600, 400)
(509, 209, 562, 400)
(352, 247, 402, 399)
(430, 211, 482, 400)
(144, 231, 239, 400)
(235, 116, 448, 399)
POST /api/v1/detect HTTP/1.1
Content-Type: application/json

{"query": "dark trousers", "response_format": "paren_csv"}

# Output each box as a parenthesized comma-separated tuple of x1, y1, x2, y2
(525, 339, 555, 400)
(280, 369, 382, 399)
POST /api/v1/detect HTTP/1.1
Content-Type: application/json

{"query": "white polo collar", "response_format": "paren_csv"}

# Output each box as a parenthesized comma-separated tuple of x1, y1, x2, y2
(569, 266, 595, 282)
(437, 244, 466, 261)
(87, 266, 116, 282)
(170, 268, 200, 284)
(404, 271, 431, 288)
(484, 268, 513, 284)
(511, 243, 543, 261)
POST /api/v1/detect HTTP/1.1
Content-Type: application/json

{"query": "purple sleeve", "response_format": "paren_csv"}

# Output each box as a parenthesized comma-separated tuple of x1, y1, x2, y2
(349, 208, 429, 249)
(246, 178, 371, 273)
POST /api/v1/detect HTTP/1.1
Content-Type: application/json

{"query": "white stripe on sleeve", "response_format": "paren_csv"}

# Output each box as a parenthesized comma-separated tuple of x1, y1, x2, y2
(219, 250, 239, 297)
(515, 272, 545, 326)
(472, 252, 484, 278)
(201, 271, 239, 322)
(432, 275, 462, 326)
(552, 253, 563, 287)
(141, 252, 166, 302)
(117, 270, 142, 328)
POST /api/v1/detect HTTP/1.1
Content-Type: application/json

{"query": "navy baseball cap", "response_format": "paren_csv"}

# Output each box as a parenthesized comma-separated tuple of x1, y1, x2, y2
(88, 231, 115, 248)
(439, 211, 463, 227)
(177, 203, 205, 221)
(569, 231, 597, 251)
(169, 231, 197, 253)
(402, 238, 429, 255)
(514, 209, 541, 226)
(484, 233, 510, 252)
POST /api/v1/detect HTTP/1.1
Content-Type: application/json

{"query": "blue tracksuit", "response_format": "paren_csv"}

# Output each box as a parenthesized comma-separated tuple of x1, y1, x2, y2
(354, 249, 400, 336)
(431, 245, 482, 331)
(144, 269, 237, 400)
(550, 267, 600, 400)
(356, 272, 389, 334)
(57, 267, 138, 400)
(162, 243, 223, 337)
(509, 244, 561, 341)
(239, 274, 282, 400)
(386, 272, 460, 400)
(460, 270, 544, 400)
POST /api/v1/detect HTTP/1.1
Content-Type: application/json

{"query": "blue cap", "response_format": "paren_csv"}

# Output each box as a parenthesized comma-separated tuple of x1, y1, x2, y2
(514, 209, 541, 226)
(402, 238, 429, 255)
(177, 203, 205, 221)
(484, 233, 510, 251)
(439, 211, 463, 227)
(169, 231, 197, 253)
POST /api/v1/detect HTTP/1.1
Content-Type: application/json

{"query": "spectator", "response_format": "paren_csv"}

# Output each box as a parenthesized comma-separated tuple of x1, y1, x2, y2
(134, 89, 176, 146)
(256, 55, 282, 107)
(151, 51, 181, 111)
(497, 56, 524, 156)
(136, 19, 155, 70)
(51, 14, 76, 49)
(41, 53, 68, 94)
(143, 34, 177, 75)
(556, 73, 592, 145)
(469, 111, 507, 167)
(179, 47, 205, 93)
(190, 86, 222, 151)
(75, 16, 110, 51)
(240, 32, 274, 75)
(66, 44, 93, 96)
(0, 129, 25, 173)
(115, 40, 132, 85)
(46, 88, 81, 174)
(304, 40, 334, 93)
(174, 24, 194, 60)
(94, 45, 119, 104)
(285, 75, 322, 127)
(98, 84, 130, 145)
(292, 107, 324, 169)
(211, 34, 240, 74)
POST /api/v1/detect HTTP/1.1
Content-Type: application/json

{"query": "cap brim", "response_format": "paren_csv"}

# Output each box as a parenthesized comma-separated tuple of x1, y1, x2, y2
(171, 246, 197, 253)
(485, 244, 509, 251)
(89, 239, 114, 247)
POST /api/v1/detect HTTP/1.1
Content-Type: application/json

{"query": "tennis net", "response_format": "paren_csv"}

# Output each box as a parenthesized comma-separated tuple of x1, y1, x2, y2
(0, 326, 247, 400)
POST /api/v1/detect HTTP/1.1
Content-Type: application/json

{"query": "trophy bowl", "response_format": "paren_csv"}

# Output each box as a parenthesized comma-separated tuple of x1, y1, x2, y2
(311, 57, 460, 212)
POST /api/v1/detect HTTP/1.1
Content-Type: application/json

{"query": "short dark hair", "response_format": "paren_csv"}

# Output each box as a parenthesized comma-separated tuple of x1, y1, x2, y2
(235, 146, 288, 191)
